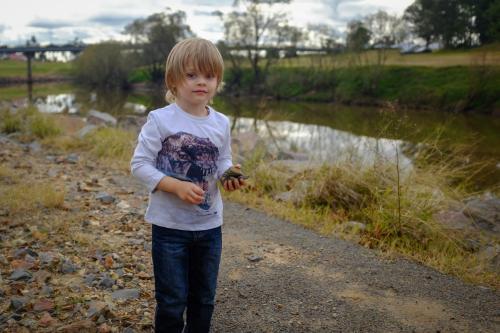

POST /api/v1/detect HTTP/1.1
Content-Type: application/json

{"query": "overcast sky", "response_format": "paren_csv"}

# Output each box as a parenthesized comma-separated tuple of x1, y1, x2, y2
(0, 0, 413, 46)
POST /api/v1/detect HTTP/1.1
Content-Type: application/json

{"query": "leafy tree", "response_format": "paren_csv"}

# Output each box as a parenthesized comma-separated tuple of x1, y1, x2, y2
(474, 0, 500, 44)
(124, 10, 193, 82)
(74, 42, 131, 88)
(221, 0, 294, 92)
(404, 0, 476, 48)
(346, 20, 371, 52)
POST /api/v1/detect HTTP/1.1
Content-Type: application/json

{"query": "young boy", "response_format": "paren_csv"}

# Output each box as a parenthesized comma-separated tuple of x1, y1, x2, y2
(130, 38, 245, 333)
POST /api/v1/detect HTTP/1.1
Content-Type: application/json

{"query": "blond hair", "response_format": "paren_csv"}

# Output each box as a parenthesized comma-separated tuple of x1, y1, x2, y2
(165, 38, 224, 103)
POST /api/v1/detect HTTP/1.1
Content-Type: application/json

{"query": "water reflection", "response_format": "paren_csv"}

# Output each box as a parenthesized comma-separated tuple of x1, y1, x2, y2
(231, 117, 413, 169)
(1, 83, 498, 189)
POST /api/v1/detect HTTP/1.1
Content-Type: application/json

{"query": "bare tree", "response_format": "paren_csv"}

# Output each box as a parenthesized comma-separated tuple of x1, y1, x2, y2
(221, 0, 293, 93)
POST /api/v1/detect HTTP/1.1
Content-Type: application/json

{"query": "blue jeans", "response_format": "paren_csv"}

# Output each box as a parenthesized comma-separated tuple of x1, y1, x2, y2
(151, 224, 222, 333)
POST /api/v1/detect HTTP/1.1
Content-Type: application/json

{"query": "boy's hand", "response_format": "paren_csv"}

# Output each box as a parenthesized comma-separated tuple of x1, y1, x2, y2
(222, 164, 247, 192)
(174, 181, 205, 205)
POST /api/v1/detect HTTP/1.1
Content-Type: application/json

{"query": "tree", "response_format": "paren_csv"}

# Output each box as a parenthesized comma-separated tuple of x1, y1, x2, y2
(403, 0, 476, 48)
(346, 20, 371, 52)
(364, 10, 405, 48)
(221, 0, 294, 92)
(307, 23, 341, 52)
(474, 0, 500, 44)
(74, 42, 131, 88)
(403, 0, 436, 47)
(124, 10, 194, 81)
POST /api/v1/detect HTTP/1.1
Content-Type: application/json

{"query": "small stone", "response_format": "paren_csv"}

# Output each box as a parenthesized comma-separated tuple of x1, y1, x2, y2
(38, 312, 55, 327)
(123, 327, 135, 333)
(33, 299, 54, 312)
(84, 274, 96, 286)
(57, 319, 94, 332)
(98, 323, 111, 332)
(96, 192, 116, 204)
(343, 221, 367, 232)
(60, 259, 78, 274)
(66, 153, 79, 164)
(10, 296, 29, 311)
(40, 284, 54, 296)
(87, 301, 108, 320)
(9, 269, 32, 281)
(111, 288, 140, 301)
(247, 255, 263, 262)
(99, 274, 115, 289)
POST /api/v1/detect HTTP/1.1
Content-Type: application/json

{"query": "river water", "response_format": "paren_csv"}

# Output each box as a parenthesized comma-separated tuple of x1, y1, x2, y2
(1, 82, 499, 190)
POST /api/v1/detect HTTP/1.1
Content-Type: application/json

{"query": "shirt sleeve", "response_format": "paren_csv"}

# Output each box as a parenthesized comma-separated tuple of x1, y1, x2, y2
(130, 112, 166, 193)
(216, 117, 233, 179)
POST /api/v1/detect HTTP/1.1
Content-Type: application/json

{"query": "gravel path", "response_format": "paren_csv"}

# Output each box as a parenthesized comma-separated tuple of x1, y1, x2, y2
(213, 202, 500, 332)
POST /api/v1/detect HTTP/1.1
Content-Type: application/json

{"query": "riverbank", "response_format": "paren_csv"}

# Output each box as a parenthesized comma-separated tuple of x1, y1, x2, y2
(1, 136, 498, 332)
(0, 106, 498, 289)
(2, 53, 500, 114)
(223, 65, 500, 114)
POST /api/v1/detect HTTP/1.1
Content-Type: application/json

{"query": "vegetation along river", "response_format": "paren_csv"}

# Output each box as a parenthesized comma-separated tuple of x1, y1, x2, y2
(1, 82, 499, 191)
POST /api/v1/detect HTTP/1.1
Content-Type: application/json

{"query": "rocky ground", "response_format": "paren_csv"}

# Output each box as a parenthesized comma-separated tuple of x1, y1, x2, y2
(0, 135, 499, 333)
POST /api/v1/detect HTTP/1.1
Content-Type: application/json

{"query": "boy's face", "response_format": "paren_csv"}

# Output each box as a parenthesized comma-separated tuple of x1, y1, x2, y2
(175, 66, 218, 108)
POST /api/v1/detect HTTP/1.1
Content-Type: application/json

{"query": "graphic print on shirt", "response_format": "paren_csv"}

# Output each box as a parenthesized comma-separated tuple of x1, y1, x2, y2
(156, 132, 219, 211)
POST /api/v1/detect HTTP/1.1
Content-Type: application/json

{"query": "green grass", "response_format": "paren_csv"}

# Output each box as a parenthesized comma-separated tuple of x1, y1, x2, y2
(249, 65, 500, 113)
(0, 82, 73, 100)
(0, 59, 73, 78)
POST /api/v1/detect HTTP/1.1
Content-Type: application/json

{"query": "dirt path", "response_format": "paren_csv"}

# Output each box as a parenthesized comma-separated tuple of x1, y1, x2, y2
(1, 136, 499, 332)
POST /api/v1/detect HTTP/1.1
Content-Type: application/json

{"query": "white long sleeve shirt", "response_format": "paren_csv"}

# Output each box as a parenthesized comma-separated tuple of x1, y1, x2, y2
(130, 103, 233, 231)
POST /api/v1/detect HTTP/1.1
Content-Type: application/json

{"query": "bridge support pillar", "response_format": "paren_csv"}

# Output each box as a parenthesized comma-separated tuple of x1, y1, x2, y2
(23, 51, 35, 83)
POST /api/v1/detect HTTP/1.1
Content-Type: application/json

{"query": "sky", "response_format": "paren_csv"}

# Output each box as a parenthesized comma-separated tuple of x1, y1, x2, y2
(0, 0, 414, 46)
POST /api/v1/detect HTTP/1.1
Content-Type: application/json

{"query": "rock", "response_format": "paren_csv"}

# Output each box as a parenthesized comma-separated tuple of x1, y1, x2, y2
(277, 150, 309, 161)
(117, 200, 131, 211)
(10, 296, 29, 311)
(342, 221, 367, 233)
(66, 153, 79, 164)
(77, 124, 98, 139)
(479, 245, 500, 273)
(57, 319, 95, 332)
(38, 311, 56, 327)
(84, 274, 96, 286)
(28, 141, 42, 153)
(111, 288, 140, 301)
(463, 195, 500, 234)
(40, 284, 54, 296)
(123, 327, 135, 333)
(39, 252, 55, 266)
(96, 192, 116, 204)
(87, 110, 117, 127)
(98, 323, 112, 332)
(87, 301, 109, 320)
(463, 239, 481, 252)
(99, 274, 115, 289)
(117, 115, 147, 132)
(433, 210, 476, 232)
(33, 298, 54, 312)
(60, 259, 78, 274)
(9, 269, 32, 281)
(247, 255, 263, 262)
(14, 247, 38, 259)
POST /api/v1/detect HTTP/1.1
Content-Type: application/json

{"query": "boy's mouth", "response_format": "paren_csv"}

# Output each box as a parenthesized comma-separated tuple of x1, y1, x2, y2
(193, 90, 208, 93)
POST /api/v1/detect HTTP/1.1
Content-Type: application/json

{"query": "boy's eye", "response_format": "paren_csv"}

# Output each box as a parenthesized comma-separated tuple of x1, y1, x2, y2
(186, 73, 196, 79)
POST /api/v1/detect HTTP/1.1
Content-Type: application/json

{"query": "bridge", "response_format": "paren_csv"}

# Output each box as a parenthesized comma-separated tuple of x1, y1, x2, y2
(0, 44, 86, 83)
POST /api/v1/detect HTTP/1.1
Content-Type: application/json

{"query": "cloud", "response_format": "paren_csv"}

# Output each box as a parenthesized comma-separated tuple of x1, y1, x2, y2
(28, 18, 76, 29)
(88, 14, 141, 27)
